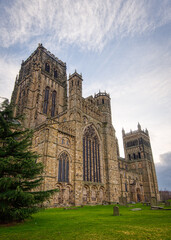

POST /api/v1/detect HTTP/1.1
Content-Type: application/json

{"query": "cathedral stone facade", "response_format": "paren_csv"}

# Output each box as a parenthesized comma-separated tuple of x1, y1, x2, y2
(11, 44, 160, 206)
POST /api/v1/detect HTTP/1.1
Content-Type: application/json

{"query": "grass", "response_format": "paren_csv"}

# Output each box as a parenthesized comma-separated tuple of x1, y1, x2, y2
(0, 203, 171, 240)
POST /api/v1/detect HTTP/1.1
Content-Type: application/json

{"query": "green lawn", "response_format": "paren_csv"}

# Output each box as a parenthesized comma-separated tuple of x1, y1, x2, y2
(0, 203, 171, 240)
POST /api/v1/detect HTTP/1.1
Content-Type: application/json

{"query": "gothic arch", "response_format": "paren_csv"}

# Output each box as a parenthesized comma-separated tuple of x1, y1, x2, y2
(83, 185, 90, 204)
(54, 184, 62, 205)
(99, 187, 105, 203)
(83, 123, 101, 141)
(63, 185, 70, 205)
(76, 111, 81, 121)
(83, 124, 101, 183)
(43, 86, 50, 114)
(51, 90, 57, 117)
(58, 151, 70, 183)
(54, 68, 58, 78)
(45, 62, 50, 73)
(91, 186, 97, 202)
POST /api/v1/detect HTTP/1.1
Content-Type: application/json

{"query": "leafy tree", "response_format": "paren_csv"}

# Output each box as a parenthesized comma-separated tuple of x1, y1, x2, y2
(0, 100, 56, 223)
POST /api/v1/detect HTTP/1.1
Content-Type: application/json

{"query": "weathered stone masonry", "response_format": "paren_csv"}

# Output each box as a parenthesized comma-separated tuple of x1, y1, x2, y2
(11, 44, 160, 206)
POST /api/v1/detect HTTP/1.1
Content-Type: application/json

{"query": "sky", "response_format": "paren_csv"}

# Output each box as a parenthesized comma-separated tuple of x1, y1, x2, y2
(0, 0, 170, 190)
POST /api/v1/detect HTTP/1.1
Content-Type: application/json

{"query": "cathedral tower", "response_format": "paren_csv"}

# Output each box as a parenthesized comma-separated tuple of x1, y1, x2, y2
(94, 91, 121, 202)
(122, 124, 160, 201)
(94, 91, 111, 123)
(11, 43, 67, 128)
(68, 71, 83, 112)
(9, 45, 159, 207)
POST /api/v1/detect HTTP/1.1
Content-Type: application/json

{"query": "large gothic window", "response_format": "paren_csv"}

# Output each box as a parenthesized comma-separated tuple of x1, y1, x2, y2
(51, 90, 56, 117)
(58, 152, 69, 182)
(43, 87, 49, 114)
(83, 125, 101, 182)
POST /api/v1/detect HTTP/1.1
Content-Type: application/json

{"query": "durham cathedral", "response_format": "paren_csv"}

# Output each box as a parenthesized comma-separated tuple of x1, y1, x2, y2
(11, 44, 160, 206)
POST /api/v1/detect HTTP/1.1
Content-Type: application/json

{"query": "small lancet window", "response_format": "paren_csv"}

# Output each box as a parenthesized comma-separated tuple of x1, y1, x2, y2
(51, 90, 56, 117)
(78, 80, 79, 86)
(72, 80, 73, 87)
(43, 87, 50, 114)
(45, 63, 50, 73)
(102, 99, 104, 104)
(138, 152, 141, 159)
(54, 69, 57, 78)
(58, 152, 69, 182)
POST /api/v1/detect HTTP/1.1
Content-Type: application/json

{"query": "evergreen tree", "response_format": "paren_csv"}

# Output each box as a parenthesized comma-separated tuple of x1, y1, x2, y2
(0, 100, 56, 223)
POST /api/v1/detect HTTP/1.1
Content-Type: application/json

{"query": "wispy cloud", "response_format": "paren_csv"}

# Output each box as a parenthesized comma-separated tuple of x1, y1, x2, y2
(0, 56, 20, 99)
(80, 37, 171, 163)
(0, 0, 170, 51)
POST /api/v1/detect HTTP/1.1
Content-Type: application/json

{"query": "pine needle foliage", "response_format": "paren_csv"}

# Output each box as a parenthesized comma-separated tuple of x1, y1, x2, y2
(0, 100, 56, 223)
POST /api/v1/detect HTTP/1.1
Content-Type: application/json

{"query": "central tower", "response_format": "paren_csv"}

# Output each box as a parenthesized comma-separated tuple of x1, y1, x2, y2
(11, 43, 67, 128)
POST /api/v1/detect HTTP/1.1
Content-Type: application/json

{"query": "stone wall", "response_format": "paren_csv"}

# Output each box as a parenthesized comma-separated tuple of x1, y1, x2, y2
(11, 44, 159, 207)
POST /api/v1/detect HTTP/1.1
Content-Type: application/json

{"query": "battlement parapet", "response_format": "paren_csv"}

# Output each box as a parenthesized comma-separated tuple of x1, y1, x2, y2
(122, 123, 149, 137)
(69, 70, 82, 80)
(22, 43, 66, 67)
(42, 47, 66, 67)
(124, 129, 149, 137)
(94, 91, 110, 99)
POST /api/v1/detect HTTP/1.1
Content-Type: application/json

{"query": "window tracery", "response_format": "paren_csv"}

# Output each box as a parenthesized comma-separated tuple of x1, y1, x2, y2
(51, 90, 56, 117)
(43, 87, 50, 114)
(83, 125, 101, 183)
(58, 152, 69, 182)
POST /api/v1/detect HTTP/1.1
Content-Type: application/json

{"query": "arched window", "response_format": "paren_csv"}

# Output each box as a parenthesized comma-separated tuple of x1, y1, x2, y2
(43, 87, 49, 114)
(54, 69, 57, 78)
(78, 80, 79, 86)
(138, 152, 141, 159)
(102, 99, 104, 104)
(45, 63, 50, 73)
(72, 80, 73, 87)
(58, 152, 69, 182)
(51, 90, 56, 117)
(83, 125, 101, 183)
